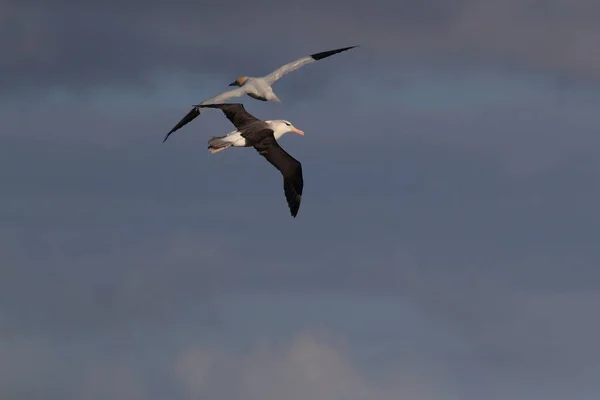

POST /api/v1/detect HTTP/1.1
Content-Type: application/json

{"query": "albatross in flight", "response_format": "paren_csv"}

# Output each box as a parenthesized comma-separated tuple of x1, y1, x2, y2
(162, 45, 357, 142)
(195, 103, 305, 218)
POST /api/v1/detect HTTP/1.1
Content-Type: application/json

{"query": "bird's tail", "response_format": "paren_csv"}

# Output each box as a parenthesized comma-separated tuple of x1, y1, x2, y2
(207, 135, 233, 154)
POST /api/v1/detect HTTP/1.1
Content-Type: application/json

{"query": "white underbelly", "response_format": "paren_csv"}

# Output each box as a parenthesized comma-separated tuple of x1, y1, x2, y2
(225, 130, 248, 147)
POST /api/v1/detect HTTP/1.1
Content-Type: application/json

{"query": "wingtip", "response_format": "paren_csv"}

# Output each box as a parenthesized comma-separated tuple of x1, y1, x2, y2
(310, 45, 360, 61)
(289, 200, 301, 218)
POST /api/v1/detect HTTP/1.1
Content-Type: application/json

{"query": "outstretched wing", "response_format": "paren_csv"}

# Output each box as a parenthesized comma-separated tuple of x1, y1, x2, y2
(163, 107, 200, 142)
(253, 133, 303, 218)
(205, 87, 248, 104)
(162, 88, 247, 143)
(263, 45, 358, 85)
(195, 103, 261, 131)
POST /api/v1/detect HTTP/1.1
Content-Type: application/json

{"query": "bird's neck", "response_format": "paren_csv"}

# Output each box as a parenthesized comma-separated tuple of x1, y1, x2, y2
(266, 122, 285, 140)
(273, 130, 286, 140)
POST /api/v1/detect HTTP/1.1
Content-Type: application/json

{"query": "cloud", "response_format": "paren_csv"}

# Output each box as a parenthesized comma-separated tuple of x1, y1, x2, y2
(0, 224, 224, 341)
(79, 362, 147, 400)
(2, 96, 599, 345)
(2, 3, 600, 398)
(173, 333, 448, 400)
(4, 0, 600, 96)
(0, 337, 52, 398)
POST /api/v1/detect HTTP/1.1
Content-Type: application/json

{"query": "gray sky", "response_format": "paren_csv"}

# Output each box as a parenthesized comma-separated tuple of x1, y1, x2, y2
(2, 1, 600, 399)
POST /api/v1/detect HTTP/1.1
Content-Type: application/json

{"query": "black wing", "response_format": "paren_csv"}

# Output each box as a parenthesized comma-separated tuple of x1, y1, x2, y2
(163, 107, 200, 143)
(253, 133, 303, 218)
(163, 88, 250, 143)
(310, 45, 359, 60)
(195, 103, 261, 130)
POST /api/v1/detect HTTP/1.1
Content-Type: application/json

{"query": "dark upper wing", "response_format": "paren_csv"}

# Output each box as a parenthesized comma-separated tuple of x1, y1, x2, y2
(253, 133, 303, 218)
(195, 103, 261, 130)
(162, 107, 200, 142)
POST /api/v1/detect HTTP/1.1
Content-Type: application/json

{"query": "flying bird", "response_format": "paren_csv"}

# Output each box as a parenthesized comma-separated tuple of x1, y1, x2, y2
(162, 45, 358, 143)
(195, 103, 305, 218)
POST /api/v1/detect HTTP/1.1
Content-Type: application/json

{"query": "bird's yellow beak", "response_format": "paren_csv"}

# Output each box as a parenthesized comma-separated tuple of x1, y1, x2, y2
(291, 126, 304, 136)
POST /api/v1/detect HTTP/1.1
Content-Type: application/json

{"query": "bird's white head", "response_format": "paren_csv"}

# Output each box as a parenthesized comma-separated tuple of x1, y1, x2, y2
(267, 120, 305, 140)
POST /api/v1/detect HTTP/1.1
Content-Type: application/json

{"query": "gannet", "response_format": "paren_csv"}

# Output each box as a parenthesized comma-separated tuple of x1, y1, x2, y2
(195, 103, 305, 218)
(162, 45, 357, 143)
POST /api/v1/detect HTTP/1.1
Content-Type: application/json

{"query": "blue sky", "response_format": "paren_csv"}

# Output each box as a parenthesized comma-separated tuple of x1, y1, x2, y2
(2, 1, 600, 399)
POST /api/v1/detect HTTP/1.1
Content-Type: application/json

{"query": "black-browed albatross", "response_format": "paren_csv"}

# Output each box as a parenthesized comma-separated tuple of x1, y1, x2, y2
(162, 45, 358, 143)
(196, 103, 305, 218)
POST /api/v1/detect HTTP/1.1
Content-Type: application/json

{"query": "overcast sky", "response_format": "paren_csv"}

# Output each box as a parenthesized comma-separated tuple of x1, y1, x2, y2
(2, 1, 600, 399)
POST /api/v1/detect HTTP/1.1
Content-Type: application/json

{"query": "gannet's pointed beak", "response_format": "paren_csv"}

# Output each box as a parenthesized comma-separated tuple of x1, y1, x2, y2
(228, 81, 238, 86)
(291, 126, 304, 136)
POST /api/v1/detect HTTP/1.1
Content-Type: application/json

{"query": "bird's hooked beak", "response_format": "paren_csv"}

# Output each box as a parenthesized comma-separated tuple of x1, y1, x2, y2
(291, 126, 304, 136)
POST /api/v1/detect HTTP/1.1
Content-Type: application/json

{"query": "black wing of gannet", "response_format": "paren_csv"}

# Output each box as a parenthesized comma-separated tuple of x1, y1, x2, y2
(162, 107, 200, 143)
(263, 45, 359, 85)
(162, 87, 248, 143)
(251, 131, 304, 218)
(193, 103, 262, 131)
